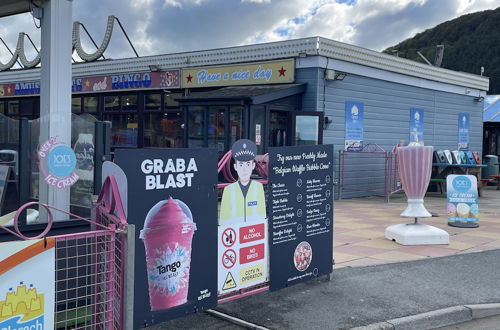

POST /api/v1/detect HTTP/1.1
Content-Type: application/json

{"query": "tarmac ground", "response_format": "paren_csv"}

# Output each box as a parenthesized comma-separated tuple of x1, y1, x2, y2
(148, 186, 500, 330)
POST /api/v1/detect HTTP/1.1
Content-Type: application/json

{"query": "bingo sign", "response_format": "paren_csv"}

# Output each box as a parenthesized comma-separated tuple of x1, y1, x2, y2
(447, 175, 479, 228)
(218, 220, 268, 294)
(38, 137, 79, 189)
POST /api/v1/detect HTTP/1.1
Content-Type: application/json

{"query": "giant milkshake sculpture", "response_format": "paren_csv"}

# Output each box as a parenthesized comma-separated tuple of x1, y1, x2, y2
(385, 146, 449, 245)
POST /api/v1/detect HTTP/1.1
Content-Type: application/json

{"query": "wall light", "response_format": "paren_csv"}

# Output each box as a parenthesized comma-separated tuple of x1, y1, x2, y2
(335, 72, 347, 81)
(148, 64, 160, 72)
(474, 96, 484, 103)
(324, 116, 332, 130)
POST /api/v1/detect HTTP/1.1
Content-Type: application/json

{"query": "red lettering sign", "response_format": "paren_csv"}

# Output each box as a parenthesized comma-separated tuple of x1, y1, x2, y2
(239, 223, 265, 244)
(239, 243, 264, 264)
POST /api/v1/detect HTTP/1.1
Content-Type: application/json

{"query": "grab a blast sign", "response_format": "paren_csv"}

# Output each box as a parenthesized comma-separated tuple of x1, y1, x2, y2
(141, 158, 198, 189)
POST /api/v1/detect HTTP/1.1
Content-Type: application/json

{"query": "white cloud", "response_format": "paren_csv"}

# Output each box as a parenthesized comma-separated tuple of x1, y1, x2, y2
(0, 0, 498, 64)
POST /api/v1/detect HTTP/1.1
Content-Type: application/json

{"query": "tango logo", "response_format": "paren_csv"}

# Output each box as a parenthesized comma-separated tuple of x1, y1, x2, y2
(0, 282, 46, 329)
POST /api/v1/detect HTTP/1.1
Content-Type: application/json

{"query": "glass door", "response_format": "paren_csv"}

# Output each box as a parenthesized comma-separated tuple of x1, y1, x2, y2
(269, 110, 290, 148)
(293, 112, 323, 145)
(208, 106, 226, 153)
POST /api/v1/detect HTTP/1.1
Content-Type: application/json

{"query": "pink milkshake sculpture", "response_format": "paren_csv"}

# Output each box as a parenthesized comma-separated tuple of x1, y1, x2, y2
(397, 146, 433, 218)
(140, 197, 196, 311)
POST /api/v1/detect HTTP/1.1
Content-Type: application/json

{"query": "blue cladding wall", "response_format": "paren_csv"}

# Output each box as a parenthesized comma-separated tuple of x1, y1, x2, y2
(296, 67, 484, 198)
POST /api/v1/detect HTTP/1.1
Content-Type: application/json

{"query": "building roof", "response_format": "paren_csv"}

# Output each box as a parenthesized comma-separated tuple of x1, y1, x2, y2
(177, 83, 306, 105)
(0, 36, 489, 92)
(484, 95, 500, 122)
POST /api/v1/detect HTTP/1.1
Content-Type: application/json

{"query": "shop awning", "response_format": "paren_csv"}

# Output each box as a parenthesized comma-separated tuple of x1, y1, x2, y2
(177, 83, 307, 105)
(0, 0, 41, 18)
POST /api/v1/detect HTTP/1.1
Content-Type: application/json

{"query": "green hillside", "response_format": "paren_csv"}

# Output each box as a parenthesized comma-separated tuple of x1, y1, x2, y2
(384, 7, 500, 94)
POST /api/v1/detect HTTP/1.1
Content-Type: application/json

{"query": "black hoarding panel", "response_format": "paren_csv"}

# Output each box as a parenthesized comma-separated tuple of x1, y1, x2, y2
(268, 145, 334, 290)
(114, 148, 217, 327)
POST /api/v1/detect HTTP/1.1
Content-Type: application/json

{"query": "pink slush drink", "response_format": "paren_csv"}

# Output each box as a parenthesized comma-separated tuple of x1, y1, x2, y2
(140, 197, 196, 311)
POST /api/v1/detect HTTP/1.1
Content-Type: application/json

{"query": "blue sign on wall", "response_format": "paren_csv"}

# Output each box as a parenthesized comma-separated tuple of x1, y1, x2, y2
(458, 113, 470, 150)
(345, 101, 364, 150)
(47, 145, 77, 178)
(447, 174, 479, 228)
(409, 108, 424, 145)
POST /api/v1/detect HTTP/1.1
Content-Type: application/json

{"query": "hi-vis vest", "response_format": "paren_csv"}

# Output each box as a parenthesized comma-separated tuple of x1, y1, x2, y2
(219, 180, 266, 224)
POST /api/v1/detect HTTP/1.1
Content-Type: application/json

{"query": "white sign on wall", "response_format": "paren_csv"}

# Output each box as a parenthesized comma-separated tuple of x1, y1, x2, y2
(218, 220, 268, 294)
(0, 239, 55, 329)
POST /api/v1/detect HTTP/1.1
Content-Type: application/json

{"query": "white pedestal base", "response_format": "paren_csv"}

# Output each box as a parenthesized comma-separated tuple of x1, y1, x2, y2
(385, 223, 449, 245)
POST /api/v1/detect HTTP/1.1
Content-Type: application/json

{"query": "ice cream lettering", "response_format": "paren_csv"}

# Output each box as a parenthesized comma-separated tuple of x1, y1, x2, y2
(140, 197, 196, 311)
(141, 158, 198, 190)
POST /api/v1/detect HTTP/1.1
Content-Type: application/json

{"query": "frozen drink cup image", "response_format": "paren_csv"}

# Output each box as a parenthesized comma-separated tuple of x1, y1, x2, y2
(140, 197, 196, 311)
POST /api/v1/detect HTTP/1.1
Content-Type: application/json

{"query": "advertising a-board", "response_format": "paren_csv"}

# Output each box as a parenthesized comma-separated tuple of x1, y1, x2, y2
(0, 239, 55, 330)
(114, 148, 218, 327)
(447, 174, 479, 228)
(268, 145, 334, 290)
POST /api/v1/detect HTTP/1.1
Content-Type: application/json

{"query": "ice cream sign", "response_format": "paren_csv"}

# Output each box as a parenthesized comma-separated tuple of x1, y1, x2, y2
(140, 158, 198, 190)
(447, 174, 479, 228)
(38, 137, 79, 189)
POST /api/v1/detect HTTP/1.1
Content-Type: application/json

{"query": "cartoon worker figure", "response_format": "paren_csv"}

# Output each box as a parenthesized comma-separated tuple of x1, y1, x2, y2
(219, 139, 266, 225)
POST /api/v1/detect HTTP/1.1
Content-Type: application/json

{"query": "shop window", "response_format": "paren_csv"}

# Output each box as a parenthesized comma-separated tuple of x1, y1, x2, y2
(104, 95, 120, 111)
(145, 94, 161, 111)
(165, 92, 182, 108)
(0, 102, 4, 114)
(8, 101, 19, 116)
(208, 106, 225, 152)
(104, 113, 138, 147)
(229, 105, 244, 147)
(72, 97, 82, 113)
(269, 111, 289, 147)
(144, 111, 184, 148)
(122, 94, 137, 111)
(188, 107, 204, 148)
(83, 96, 98, 113)
(295, 115, 319, 145)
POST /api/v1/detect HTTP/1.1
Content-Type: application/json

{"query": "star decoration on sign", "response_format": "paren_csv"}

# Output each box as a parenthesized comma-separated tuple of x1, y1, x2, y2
(85, 80, 90, 87)
(186, 74, 193, 83)
(278, 66, 286, 77)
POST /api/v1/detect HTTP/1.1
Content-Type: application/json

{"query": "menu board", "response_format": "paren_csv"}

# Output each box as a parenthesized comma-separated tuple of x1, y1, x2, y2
(268, 145, 334, 290)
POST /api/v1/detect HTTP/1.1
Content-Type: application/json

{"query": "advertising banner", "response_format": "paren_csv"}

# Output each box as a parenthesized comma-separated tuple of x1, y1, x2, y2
(114, 148, 218, 327)
(181, 59, 294, 88)
(0, 239, 55, 330)
(458, 113, 470, 150)
(0, 70, 181, 97)
(268, 145, 334, 290)
(217, 220, 268, 294)
(344, 101, 364, 150)
(409, 108, 424, 146)
(447, 175, 479, 228)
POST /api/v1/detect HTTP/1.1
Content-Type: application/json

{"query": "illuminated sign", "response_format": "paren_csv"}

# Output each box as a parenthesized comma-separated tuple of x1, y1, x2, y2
(0, 70, 181, 97)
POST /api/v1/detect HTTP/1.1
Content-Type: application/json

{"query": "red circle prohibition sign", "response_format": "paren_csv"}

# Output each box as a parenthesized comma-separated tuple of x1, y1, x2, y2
(222, 228, 236, 247)
(222, 249, 237, 269)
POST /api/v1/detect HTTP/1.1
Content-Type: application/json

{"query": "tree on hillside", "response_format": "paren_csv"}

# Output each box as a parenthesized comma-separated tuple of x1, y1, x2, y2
(384, 7, 500, 94)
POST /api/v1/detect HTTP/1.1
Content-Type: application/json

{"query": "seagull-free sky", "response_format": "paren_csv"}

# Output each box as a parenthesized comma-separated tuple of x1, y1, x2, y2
(0, 0, 498, 64)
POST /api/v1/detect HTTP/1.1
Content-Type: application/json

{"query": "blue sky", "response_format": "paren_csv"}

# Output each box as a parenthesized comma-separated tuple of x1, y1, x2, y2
(0, 0, 498, 63)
